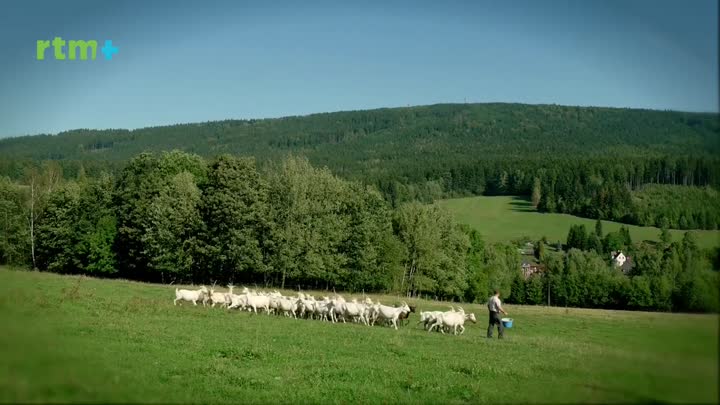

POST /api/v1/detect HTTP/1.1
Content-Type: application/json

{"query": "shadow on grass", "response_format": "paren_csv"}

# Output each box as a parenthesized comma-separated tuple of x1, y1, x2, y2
(508, 196, 535, 213)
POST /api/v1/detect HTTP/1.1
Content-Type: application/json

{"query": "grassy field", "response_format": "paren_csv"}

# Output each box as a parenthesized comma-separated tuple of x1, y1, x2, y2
(0, 268, 717, 403)
(439, 196, 720, 250)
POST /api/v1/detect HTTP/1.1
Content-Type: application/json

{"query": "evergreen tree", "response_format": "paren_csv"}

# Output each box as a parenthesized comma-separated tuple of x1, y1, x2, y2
(620, 226, 633, 246)
(535, 240, 546, 261)
(566, 224, 588, 251)
(587, 233, 603, 255)
(660, 226, 672, 246)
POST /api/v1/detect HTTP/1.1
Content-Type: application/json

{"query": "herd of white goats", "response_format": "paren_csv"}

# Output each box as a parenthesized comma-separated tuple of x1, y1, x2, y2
(173, 285, 478, 335)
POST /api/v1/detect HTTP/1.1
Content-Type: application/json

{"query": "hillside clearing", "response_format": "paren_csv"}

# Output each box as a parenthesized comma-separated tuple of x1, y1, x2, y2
(439, 196, 720, 250)
(0, 268, 717, 403)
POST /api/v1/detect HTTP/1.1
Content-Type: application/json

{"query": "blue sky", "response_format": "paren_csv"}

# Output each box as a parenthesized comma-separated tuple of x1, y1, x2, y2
(0, 0, 717, 138)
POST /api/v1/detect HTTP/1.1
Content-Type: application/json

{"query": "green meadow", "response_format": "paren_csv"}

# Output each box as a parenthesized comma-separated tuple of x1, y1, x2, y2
(1, 268, 717, 403)
(439, 196, 720, 250)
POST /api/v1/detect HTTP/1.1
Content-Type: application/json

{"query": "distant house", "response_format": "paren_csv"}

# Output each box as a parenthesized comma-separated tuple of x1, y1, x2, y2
(611, 251, 626, 267)
(610, 251, 634, 274)
(620, 257, 634, 274)
(521, 259, 544, 279)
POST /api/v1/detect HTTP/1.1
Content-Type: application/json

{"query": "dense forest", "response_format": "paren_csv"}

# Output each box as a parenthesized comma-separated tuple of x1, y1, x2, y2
(0, 151, 718, 312)
(1, 103, 719, 229)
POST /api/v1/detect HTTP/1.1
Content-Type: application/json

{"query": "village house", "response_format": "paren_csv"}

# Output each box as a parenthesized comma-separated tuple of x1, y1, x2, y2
(521, 259, 545, 279)
(610, 250, 634, 274)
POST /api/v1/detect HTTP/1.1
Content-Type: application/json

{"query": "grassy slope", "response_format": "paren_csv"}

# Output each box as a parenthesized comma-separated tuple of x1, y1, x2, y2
(1, 268, 717, 403)
(439, 196, 720, 250)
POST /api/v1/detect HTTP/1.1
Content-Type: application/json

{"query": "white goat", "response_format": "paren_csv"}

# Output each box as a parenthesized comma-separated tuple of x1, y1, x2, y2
(278, 297, 299, 318)
(428, 307, 477, 335)
(343, 299, 368, 325)
(244, 293, 271, 314)
(223, 285, 235, 307)
(173, 286, 209, 306)
(268, 296, 281, 314)
(372, 301, 411, 330)
(329, 295, 346, 323)
(228, 293, 248, 310)
(311, 297, 333, 322)
(209, 288, 228, 308)
(299, 298, 316, 319)
(418, 310, 444, 330)
(420, 306, 457, 331)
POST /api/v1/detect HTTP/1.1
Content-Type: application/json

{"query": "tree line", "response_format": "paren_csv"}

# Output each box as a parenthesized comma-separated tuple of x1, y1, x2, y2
(1, 150, 717, 312)
(0, 152, 497, 300)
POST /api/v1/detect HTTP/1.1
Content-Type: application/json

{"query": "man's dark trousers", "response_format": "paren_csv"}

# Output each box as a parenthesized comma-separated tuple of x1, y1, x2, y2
(487, 311, 504, 338)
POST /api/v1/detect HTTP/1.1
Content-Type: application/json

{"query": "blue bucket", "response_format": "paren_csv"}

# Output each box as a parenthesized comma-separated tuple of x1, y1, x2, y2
(501, 318, 513, 328)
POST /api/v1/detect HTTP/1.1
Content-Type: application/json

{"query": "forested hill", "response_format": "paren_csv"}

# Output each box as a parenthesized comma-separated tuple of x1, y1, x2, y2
(2, 103, 720, 230)
(1, 102, 718, 166)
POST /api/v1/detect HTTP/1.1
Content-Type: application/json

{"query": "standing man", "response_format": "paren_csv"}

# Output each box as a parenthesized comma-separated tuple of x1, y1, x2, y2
(487, 289, 508, 339)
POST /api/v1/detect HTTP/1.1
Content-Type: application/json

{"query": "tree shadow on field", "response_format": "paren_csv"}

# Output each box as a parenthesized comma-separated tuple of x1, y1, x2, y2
(582, 383, 668, 404)
(508, 196, 535, 213)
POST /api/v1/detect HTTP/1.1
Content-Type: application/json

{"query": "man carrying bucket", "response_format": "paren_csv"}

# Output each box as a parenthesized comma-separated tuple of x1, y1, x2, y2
(487, 289, 508, 339)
